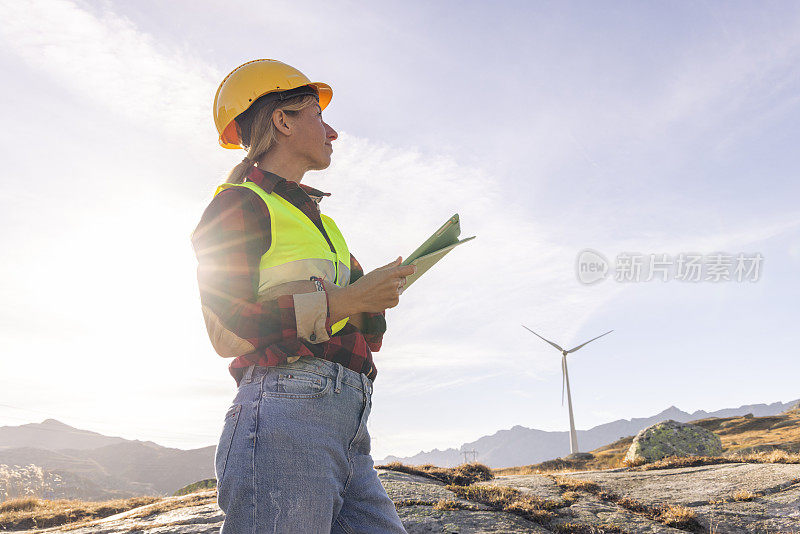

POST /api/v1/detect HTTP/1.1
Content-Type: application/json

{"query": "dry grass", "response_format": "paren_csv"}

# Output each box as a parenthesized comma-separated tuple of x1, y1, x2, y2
(0, 495, 162, 531)
(0, 491, 218, 532)
(733, 449, 800, 463)
(549, 475, 704, 532)
(404, 466, 706, 532)
(446, 484, 562, 523)
(550, 475, 603, 494)
(620, 457, 647, 468)
(375, 461, 494, 486)
(392, 497, 482, 513)
(731, 490, 757, 502)
(495, 436, 634, 475)
(706, 517, 800, 534)
(694, 407, 800, 448)
(103, 492, 214, 519)
(447, 484, 528, 507)
(431, 499, 481, 511)
(613, 496, 649, 514)
(444, 484, 626, 533)
(498, 410, 800, 475)
(549, 523, 626, 533)
(392, 498, 436, 508)
(0, 496, 39, 513)
(657, 504, 698, 528)
(624, 454, 728, 470)
(495, 457, 594, 476)
(627, 450, 800, 471)
(500, 438, 800, 475)
(707, 488, 762, 505)
(172, 478, 216, 497)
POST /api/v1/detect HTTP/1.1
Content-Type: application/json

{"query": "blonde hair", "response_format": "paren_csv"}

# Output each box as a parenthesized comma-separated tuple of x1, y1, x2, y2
(225, 93, 319, 184)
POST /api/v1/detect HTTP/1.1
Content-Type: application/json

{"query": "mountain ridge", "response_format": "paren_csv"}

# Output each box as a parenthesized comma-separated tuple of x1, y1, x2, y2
(380, 398, 800, 468)
(2, 397, 797, 500)
(0, 420, 216, 501)
(0, 419, 130, 451)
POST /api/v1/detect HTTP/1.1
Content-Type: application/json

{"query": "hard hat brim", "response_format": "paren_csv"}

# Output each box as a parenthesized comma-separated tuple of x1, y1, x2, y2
(309, 82, 332, 111)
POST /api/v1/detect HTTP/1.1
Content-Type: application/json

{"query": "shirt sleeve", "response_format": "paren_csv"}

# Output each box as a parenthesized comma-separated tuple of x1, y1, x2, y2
(348, 253, 386, 352)
(191, 187, 329, 358)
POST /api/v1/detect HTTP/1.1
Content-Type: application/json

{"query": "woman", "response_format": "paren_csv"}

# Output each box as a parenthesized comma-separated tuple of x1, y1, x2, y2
(192, 59, 415, 533)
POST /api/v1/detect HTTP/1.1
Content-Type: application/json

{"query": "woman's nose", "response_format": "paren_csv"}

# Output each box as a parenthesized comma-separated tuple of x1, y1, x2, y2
(325, 122, 338, 141)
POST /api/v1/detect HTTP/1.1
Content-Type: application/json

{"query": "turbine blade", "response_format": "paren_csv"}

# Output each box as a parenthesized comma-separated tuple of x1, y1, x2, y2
(561, 356, 566, 407)
(566, 330, 614, 353)
(522, 324, 565, 352)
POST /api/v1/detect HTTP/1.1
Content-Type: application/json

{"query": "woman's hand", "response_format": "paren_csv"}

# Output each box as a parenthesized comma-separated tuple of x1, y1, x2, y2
(348, 256, 416, 313)
(257, 257, 415, 325)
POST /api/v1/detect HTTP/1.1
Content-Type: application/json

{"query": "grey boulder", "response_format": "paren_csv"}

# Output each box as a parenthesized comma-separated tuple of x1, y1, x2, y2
(624, 419, 722, 463)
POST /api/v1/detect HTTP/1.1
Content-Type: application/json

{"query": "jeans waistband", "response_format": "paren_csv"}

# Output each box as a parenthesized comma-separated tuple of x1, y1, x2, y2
(240, 357, 373, 395)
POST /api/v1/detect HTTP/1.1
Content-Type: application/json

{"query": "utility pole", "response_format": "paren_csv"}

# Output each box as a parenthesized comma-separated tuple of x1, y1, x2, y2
(462, 449, 478, 463)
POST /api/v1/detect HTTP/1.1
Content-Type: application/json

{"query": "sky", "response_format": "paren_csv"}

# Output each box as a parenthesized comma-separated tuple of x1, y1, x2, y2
(1, 0, 799, 462)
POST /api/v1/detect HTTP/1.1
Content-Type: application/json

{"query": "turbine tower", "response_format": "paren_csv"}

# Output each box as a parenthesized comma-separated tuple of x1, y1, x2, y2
(522, 326, 613, 455)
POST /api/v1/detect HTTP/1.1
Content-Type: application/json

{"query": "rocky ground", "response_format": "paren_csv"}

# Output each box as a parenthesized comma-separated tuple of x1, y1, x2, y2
(20, 463, 800, 533)
(479, 463, 800, 533)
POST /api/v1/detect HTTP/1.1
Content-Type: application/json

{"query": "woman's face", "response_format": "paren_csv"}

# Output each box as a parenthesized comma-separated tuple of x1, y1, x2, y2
(286, 102, 338, 171)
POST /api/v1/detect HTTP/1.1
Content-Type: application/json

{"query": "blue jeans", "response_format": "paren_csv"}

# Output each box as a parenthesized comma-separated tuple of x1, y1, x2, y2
(215, 356, 407, 534)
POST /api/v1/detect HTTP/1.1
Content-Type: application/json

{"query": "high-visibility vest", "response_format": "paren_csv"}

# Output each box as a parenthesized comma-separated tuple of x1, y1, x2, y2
(215, 180, 351, 334)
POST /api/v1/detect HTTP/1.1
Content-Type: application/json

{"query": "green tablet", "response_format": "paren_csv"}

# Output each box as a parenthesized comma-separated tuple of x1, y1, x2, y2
(401, 214, 476, 290)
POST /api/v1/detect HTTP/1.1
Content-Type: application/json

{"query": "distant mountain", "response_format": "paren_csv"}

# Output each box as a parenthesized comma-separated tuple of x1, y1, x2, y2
(380, 398, 800, 468)
(62, 441, 216, 495)
(4, 398, 798, 502)
(0, 420, 214, 502)
(0, 418, 141, 451)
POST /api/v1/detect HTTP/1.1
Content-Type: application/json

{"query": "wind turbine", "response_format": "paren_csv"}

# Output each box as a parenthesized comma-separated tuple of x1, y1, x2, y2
(522, 325, 613, 456)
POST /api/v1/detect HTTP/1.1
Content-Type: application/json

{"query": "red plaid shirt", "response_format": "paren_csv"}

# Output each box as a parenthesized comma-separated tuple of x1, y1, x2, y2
(191, 166, 384, 387)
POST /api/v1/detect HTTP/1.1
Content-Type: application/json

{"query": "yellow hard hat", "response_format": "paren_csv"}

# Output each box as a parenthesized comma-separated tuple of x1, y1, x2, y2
(213, 59, 333, 149)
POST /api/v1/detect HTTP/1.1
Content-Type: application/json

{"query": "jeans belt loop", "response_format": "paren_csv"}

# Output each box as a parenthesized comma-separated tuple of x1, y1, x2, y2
(334, 363, 343, 394)
(361, 372, 370, 397)
(242, 364, 256, 385)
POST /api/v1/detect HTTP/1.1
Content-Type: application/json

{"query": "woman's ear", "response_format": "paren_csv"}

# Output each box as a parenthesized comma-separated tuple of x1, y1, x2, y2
(272, 109, 291, 135)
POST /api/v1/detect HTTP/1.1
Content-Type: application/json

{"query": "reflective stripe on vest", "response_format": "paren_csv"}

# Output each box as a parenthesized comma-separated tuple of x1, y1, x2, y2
(215, 181, 351, 334)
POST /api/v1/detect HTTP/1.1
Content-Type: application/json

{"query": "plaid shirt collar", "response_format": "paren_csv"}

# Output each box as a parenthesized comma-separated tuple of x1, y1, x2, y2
(245, 166, 331, 205)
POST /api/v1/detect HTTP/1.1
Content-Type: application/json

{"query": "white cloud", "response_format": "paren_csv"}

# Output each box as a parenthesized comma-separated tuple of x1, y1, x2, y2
(0, 0, 219, 147)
